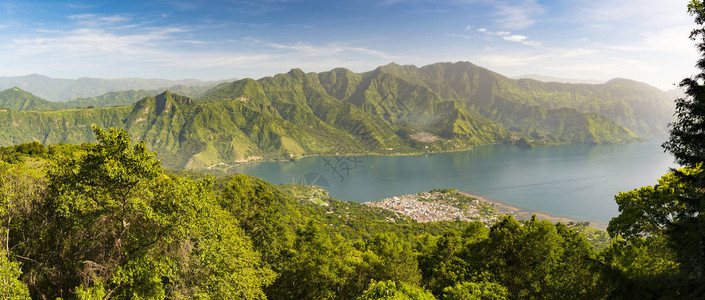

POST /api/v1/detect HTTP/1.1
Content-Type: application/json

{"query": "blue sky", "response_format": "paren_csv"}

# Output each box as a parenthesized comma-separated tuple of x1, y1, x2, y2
(0, 0, 697, 90)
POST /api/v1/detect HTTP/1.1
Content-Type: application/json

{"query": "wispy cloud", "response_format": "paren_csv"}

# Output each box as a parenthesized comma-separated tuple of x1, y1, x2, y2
(10, 26, 188, 55)
(493, 0, 543, 30)
(67, 13, 131, 27)
(247, 38, 397, 59)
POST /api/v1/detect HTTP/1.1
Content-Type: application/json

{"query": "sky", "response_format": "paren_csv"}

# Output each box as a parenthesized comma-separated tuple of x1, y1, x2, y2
(0, 0, 698, 90)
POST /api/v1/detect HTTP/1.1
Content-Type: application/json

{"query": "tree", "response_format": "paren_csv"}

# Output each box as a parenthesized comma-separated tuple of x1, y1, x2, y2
(362, 233, 422, 286)
(659, 0, 705, 279)
(269, 221, 356, 299)
(0, 162, 44, 300)
(441, 281, 507, 300)
(15, 126, 274, 299)
(599, 236, 681, 298)
(357, 280, 436, 300)
(218, 174, 291, 265)
(607, 171, 692, 240)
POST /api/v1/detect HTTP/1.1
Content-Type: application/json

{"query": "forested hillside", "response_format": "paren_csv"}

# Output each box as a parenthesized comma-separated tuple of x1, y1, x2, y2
(0, 126, 700, 299)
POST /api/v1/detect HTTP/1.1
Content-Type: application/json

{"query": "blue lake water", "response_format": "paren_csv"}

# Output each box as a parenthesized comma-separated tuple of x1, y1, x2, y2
(230, 138, 674, 224)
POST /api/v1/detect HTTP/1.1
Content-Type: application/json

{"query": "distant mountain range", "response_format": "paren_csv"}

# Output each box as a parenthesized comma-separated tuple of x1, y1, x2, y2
(512, 74, 605, 85)
(0, 62, 675, 170)
(0, 74, 228, 102)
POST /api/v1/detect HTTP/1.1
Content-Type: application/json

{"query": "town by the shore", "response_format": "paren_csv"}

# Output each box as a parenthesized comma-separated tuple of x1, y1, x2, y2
(364, 189, 607, 229)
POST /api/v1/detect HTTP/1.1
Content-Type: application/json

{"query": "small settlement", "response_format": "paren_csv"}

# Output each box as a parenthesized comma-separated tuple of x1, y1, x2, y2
(364, 189, 507, 225)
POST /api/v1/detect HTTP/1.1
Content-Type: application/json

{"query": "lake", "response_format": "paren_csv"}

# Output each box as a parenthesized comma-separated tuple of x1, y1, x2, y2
(230, 138, 674, 224)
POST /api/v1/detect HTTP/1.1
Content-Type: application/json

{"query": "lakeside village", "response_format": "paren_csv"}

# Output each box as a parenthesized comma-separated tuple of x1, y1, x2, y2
(364, 189, 504, 224)
(282, 184, 611, 248)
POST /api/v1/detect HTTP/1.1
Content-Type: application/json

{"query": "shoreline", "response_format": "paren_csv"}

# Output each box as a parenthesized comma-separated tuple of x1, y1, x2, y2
(223, 146, 487, 171)
(219, 139, 620, 172)
(456, 192, 608, 230)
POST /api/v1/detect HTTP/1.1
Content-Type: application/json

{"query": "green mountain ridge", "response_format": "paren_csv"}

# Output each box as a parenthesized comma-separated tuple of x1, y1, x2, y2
(0, 62, 664, 170)
(0, 87, 62, 111)
(62, 84, 214, 108)
(377, 61, 673, 135)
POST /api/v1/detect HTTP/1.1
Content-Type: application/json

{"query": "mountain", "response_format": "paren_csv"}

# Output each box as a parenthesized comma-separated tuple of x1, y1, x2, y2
(513, 74, 605, 85)
(0, 88, 61, 111)
(0, 74, 227, 102)
(381, 62, 673, 135)
(0, 62, 672, 170)
(63, 90, 162, 109)
(62, 85, 212, 109)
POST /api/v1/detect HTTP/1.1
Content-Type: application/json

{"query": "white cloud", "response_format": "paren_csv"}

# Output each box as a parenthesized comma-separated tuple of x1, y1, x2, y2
(477, 28, 541, 47)
(503, 35, 527, 42)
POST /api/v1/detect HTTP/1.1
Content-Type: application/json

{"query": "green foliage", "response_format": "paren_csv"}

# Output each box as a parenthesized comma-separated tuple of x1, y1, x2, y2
(0, 247, 29, 299)
(269, 221, 355, 299)
(75, 280, 107, 300)
(665, 1, 705, 167)
(218, 174, 291, 264)
(656, 1, 705, 282)
(418, 216, 606, 299)
(606, 168, 705, 297)
(361, 233, 422, 286)
(2, 127, 699, 299)
(0, 141, 49, 164)
(441, 281, 508, 300)
(2, 127, 273, 299)
(357, 280, 436, 300)
(608, 170, 696, 240)
(598, 236, 686, 298)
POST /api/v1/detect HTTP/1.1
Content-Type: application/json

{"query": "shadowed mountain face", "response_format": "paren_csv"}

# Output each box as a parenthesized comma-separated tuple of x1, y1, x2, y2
(0, 62, 669, 169)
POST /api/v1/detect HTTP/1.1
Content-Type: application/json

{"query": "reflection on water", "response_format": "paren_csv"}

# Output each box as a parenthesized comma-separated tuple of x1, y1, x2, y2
(229, 138, 674, 223)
